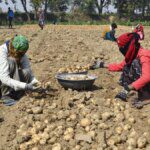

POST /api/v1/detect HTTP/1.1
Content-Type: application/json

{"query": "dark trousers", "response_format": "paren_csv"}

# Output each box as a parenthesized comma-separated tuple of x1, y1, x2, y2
(8, 17, 13, 28)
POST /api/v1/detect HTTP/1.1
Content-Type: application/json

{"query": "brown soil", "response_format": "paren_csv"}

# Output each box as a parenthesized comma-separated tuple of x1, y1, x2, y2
(0, 25, 150, 150)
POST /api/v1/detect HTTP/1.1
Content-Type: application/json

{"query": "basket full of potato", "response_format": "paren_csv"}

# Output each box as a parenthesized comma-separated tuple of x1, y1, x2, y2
(55, 74, 97, 90)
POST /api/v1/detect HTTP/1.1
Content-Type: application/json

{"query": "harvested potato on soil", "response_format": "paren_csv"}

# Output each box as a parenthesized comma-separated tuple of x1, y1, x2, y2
(58, 64, 90, 74)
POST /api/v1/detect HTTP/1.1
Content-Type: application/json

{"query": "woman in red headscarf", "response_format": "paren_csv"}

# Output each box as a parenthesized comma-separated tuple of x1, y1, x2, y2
(91, 24, 150, 108)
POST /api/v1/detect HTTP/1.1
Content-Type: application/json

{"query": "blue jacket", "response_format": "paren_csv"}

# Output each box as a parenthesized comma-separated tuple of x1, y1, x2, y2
(8, 10, 14, 18)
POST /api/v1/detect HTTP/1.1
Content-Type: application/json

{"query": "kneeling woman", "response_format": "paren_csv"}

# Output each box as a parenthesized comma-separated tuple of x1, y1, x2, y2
(92, 27, 150, 108)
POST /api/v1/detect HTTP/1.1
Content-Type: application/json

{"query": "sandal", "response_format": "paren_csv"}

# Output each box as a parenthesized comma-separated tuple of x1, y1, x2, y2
(1, 96, 16, 106)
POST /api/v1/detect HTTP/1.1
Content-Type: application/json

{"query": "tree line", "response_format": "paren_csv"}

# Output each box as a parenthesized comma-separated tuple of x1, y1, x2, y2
(1, 0, 150, 22)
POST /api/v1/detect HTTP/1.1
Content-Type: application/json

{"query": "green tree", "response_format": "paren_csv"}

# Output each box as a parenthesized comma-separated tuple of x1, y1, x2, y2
(94, 0, 111, 15)
(30, 0, 42, 19)
(48, 0, 69, 21)
(136, 0, 150, 18)
(71, 0, 111, 16)
(49, 0, 69, 13)
(20, 0, 31, 21)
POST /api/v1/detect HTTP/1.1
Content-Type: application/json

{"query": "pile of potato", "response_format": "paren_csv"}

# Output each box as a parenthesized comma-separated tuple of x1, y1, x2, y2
(15, 90, 149, 150)
(58, 64, 91, 74)
(64, 75, 92, 81)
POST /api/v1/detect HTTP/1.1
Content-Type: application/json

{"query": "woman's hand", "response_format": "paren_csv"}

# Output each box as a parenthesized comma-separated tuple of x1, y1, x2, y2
(90, 60, 108, 70)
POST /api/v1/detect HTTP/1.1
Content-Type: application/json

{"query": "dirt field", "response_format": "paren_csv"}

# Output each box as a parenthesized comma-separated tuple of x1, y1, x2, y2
(0, 25, 150, 150)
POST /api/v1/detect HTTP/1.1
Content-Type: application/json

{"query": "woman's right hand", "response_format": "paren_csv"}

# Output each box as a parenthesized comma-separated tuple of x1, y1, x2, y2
(90, 60, 105, 69)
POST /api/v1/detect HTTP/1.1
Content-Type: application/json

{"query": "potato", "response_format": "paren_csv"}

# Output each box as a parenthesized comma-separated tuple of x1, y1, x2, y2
(137, 137, 147, 148)
(64, 127, 74, 135)
(19, 143, 28, 150)
(75, 145, 81, 150)
(128, 117, 136, 124)
(39, 138, 47, 145)
(52, 143, 61, 150)
(85, 126, 90, 132)
(124, 124, 132, 131)
(88, 131, 96, 139)
(32, 147, 39, 150)
(101, 112, 113, 121)
(107, 138, 115, 146)
(58, 68, 66, 73)
(99, 123, 109, 130)
(32, 134, 41, 144)
(129, 130, 138, 138)
(127, 138, 137, 147)
(80, 118, 91, 127)
(70, 114, 77, 121)
(63, 134, 73, 141)
(115, 126, 123, 135)
(115, 113, 125, 122)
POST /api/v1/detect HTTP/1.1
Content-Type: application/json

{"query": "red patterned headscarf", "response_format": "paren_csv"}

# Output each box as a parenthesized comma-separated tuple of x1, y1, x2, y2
(117, 33, 140, 65)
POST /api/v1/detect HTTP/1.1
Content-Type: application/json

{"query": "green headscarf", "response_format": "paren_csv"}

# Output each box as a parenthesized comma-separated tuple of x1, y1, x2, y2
(12, 35, 29, 51)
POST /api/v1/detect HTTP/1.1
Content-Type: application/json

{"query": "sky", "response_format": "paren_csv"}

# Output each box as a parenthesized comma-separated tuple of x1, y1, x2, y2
(0, 0, 116, 13)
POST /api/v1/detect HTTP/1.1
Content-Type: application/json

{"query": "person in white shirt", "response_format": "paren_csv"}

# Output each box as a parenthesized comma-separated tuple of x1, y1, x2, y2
(38, 9, 45, 30)
(0, 35, 40, 106)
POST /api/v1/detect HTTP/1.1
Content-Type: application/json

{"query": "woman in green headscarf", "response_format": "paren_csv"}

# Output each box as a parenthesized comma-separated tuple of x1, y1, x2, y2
(0, 35, 40, 106)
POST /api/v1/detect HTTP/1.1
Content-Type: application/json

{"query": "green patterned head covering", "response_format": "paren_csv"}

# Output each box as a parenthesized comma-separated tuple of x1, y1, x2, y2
(12, 35, 29, 51)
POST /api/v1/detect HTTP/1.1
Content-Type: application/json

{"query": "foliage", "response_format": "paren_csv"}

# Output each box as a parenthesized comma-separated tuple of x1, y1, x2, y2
(0, 0, 150, 23)
(48, 0, 69, 13)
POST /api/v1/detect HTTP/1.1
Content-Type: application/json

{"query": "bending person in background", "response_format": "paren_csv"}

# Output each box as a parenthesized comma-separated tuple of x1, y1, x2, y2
(38, 9, 45, 30)
(91, 26, 150, 108)
(0, 35, 41, 106)
(7, 7, 14, 29)
(101, 23, 117, 41)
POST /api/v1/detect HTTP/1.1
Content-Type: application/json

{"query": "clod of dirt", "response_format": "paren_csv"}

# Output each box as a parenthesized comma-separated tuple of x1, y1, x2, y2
(0, 117, 4, 123)
(75, 134, 92, 143)
(17, 132, 31, 144)
(148, 118, 150, 125)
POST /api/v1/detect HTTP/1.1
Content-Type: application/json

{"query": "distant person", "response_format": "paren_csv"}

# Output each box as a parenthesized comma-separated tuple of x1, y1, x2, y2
(7, 7, 14, 29)
(91, 24, 150, 108)
(0, 35, 41, 106)
(101, 23, 117, 41)
(38, 9, 45, 30)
